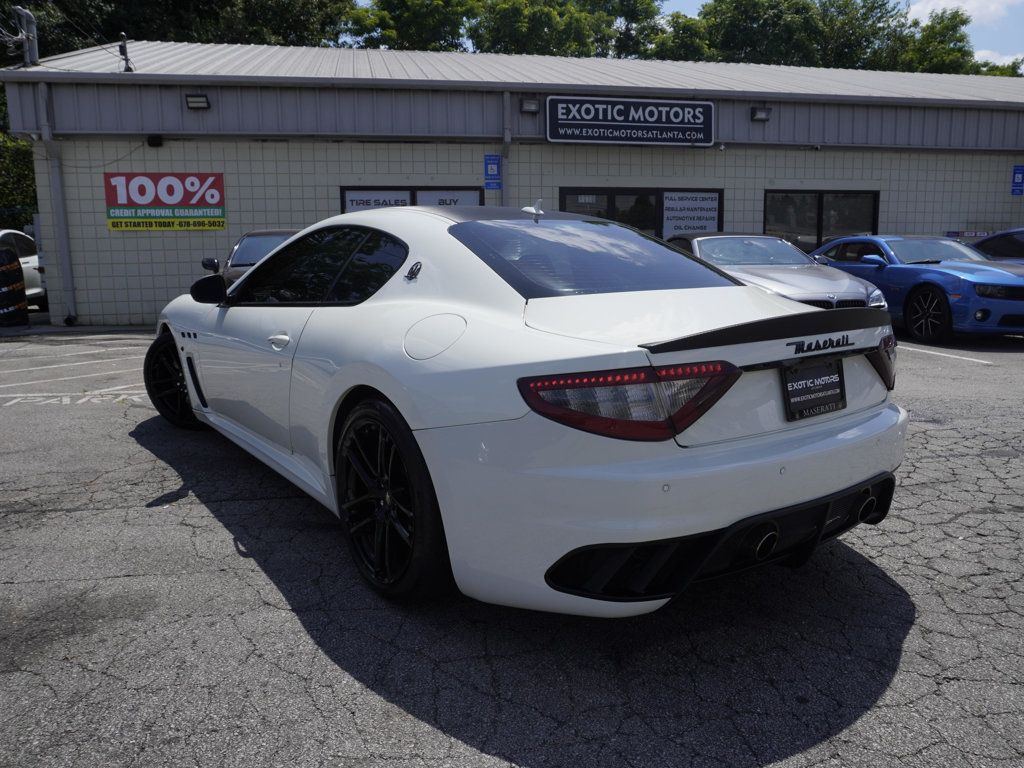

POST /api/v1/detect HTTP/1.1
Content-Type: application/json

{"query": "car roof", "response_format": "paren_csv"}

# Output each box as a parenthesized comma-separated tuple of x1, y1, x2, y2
(239, 229, 298, 237)
(975, 227, 1024, 241)
(668, 232, 774, 240)
(412, 205, 590, 223)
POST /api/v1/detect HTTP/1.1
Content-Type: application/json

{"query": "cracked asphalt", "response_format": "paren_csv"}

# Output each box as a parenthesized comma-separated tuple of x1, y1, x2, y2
(1, 331, 1022, 768)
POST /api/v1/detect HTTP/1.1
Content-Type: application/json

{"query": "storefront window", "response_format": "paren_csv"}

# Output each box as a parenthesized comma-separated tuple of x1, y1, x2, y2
(560, 188, 723, 238)
(765, 190, 878, 252)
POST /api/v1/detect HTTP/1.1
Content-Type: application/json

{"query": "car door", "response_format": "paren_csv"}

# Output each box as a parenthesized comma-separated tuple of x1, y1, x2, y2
(192, 226, 368, 450)
(10, 233, 40, 297)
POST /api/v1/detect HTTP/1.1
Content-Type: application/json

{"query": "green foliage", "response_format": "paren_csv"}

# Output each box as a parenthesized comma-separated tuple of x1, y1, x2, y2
(699, 0, 822, 66)
(976, 58, 1023, 77)
(344, 0, 478, 51)
(817, 0, 909, 70)
(14, 0, 353, 56)
(468, 1, 610, 57)
(647, 12, 709, 61)
(0, 132, 37, 230)
(898, 9, 976, 75)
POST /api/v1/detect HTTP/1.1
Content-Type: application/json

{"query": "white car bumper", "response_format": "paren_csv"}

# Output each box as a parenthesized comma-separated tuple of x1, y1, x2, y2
(415, 402, 908, 618)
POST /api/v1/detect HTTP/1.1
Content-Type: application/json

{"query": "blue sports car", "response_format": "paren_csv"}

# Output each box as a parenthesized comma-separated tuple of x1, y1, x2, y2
(811, 235, 1024, 342)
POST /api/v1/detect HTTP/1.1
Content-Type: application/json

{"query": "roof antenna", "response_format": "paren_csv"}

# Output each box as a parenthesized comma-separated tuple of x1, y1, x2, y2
(118, 32, 133, 72)
(521, 198, 543, 223)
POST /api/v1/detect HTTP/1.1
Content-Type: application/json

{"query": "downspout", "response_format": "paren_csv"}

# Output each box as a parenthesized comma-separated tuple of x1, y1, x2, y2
(35, 82, 77, 325)
(501, 91, 511, 207)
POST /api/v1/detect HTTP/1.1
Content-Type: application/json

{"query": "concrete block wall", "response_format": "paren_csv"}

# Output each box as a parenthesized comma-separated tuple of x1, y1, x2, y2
(31, 137, 1024, 326)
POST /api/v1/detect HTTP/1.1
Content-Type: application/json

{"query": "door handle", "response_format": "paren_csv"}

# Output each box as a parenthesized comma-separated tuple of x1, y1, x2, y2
(267, 333, 290, 349)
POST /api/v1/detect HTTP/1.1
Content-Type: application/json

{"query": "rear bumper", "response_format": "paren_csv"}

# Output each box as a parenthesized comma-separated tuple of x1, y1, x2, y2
(415, 402, 908, 618)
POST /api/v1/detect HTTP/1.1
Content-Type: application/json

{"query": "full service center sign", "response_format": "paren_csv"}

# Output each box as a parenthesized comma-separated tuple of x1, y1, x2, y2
(105, 172, 226, 231)
(546, 96, 714, 147)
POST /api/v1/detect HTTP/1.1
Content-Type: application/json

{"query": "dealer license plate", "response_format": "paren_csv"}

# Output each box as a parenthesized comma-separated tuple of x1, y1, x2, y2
(781, 357, 846, 421)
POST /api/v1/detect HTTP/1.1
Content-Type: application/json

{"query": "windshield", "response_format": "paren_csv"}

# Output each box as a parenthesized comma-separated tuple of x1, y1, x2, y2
(230, 233, 294, 267)
(887, 239, 985, 264)
(449, 219, 736, 299)
(697, 237, 812, 266)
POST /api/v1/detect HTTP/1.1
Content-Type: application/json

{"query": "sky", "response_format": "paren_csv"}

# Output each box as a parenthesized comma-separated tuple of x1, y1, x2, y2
(661, 0, 1024, 64)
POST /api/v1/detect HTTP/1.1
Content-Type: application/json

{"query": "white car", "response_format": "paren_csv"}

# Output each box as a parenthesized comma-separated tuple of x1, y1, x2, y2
(145, 206, 908, 618)
(0, 229, 45, 310)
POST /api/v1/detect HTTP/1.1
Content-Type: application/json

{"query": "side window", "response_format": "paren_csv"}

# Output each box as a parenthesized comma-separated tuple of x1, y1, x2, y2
(819, 244, 842, 261)
(324, 231, 408, 305)
(841, 242, 884, 262)
(232, 227, 367, 305)
(12, 233, 36, 258)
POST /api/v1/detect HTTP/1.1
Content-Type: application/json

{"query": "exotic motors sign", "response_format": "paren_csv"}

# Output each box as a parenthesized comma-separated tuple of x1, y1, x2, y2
(546, 96, 714, 147)
(104, 173, 225, 231)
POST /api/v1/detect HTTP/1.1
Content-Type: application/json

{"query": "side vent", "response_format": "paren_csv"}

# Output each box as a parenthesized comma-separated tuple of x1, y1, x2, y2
(185, 357, 208, 408)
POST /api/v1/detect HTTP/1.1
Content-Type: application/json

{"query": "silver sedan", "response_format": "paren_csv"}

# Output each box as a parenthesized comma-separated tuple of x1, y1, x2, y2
(670, 234, 887, 310)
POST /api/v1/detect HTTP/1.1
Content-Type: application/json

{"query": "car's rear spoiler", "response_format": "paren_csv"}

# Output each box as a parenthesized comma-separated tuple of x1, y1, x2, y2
(640, 308, 892, 354)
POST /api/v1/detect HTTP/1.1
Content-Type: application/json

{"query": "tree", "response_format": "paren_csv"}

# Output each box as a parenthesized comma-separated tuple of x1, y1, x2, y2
(13, 0, 353, 57)
(647, 12, 709, 61)
(976, 58, 1023, 77)
(469, 1, 613, 57)
(699, 0, 822, 66)
(899, 9, 976, 74)
(344, 0, 478, 51)
(816, 0, 910, 71)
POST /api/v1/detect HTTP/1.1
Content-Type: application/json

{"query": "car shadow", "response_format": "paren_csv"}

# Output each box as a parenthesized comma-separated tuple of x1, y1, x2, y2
(895, 329, 1024, 354)
(131, 416, 916, 768)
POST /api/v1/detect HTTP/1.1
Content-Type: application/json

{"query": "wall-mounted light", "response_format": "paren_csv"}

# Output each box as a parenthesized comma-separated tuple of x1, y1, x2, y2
(750, 106, 772, 122)
(520, 97, 540, 114)
(185, 93, 210, 110)
(146, 134, 163, 148)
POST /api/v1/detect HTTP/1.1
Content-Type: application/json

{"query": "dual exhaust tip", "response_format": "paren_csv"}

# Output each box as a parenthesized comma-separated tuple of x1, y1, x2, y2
(746, 492, 882, 562)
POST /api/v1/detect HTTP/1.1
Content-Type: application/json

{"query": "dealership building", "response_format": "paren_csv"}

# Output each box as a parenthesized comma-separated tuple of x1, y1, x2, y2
(2, 40, 1023, 325)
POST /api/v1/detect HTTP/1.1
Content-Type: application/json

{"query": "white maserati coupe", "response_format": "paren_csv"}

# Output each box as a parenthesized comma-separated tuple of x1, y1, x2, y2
(145, 206, 908, 617)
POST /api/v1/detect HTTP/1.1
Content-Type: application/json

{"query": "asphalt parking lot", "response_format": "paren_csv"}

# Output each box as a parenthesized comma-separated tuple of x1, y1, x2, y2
(1, 330, 1022, 768)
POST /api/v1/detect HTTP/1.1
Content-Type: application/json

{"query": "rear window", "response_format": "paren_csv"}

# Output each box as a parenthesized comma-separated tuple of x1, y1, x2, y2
(697, 237, 811, 266)
(449, 219, 736, 299)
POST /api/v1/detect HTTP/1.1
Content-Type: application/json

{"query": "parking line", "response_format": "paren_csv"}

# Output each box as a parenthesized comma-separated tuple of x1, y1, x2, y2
(87, 383, 145, 393)
(899, 345, 994, 366)
(1, 355, 144, 374)
(6, 346, 141, 361)
(0, 367, 145, 388)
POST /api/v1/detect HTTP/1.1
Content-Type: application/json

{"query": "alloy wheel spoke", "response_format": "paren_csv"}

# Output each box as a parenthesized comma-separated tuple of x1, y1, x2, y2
(346, 444, 377, 489)
(342, 493, 375, 512)
(389, 515, 412, 546)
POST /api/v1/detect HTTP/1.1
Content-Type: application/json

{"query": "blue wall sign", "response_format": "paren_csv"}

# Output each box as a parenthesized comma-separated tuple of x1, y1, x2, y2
(484, 154, 502, 190)
(1013, 165, 1024, 196)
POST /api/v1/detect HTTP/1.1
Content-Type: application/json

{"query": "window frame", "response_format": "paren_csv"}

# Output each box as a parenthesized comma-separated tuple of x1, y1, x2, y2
(227, 225, 408, 308)
(763, 190, 879, 251)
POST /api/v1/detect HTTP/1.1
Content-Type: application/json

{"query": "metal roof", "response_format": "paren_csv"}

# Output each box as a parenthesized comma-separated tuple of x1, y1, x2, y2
(5, 40, 1024, 108)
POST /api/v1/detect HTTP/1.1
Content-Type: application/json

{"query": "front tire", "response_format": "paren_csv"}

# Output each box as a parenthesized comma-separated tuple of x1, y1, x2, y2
(337, 399, 452, 600)
(144, 333, 202, 429)
(905, 286, 952, 343)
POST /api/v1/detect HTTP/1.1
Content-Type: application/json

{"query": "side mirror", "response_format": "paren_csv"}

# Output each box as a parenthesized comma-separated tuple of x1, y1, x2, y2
(201, 257, 220, 273)
(190, 274, 227, 304)
(861, 254, 887, 268)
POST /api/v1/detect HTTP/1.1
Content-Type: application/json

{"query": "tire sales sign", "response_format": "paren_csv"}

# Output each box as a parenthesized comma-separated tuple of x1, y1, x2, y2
(546, 96, 714, 147)
(104, 173, 226, 231)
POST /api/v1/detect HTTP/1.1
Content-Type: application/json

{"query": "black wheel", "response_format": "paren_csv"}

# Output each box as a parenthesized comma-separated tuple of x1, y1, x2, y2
(905, 286, 952, 343)
(337, 399, 452, 599)
(144, 333, 202, 429)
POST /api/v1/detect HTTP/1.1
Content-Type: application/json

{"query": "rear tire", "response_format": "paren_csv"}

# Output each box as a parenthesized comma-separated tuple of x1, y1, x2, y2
(336, 398, 453, 600)
(144, 333, 203, 429)
(905, 286, 952, 343)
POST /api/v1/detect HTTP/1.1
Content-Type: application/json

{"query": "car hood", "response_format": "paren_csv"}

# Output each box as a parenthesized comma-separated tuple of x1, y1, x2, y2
(721, 264, 873, 297)
(927, 261, 1024, 281)
(524, 285, 811, 347)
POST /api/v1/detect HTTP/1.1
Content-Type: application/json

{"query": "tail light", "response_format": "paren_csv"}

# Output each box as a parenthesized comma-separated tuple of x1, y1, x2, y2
(518, 362, 741, 441)
(866, 333, 897, 390)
